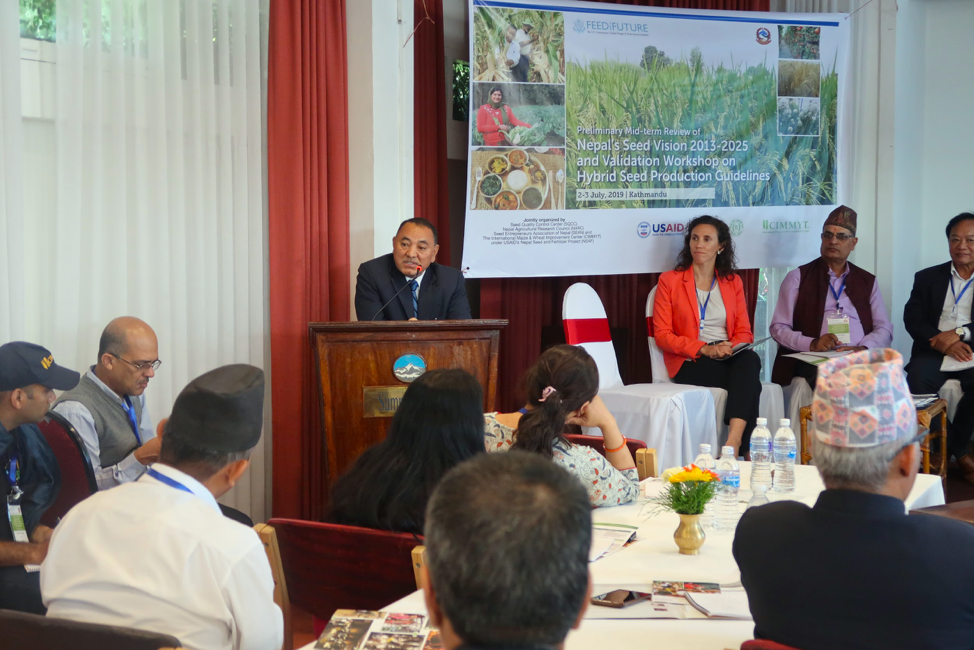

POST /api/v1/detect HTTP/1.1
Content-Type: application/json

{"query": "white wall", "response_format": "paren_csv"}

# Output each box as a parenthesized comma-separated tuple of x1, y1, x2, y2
(889, 0, 974, 360)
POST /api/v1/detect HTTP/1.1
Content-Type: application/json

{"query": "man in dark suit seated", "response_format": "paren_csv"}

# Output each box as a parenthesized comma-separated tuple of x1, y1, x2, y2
(422, 451, 591, 650)
(734, 349, 974, 650)
(904, 212, 974, 482)
(354, 218, 471, 321)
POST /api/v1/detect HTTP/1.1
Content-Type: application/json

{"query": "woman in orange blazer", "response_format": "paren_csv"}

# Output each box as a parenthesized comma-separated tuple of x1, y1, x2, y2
(653, 215, 762, 456)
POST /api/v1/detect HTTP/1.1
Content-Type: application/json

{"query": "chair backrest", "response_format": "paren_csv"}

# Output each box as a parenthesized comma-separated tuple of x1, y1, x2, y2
(264, 518, 424, 628)
(740, 640, 805, 650)
(562, 282, 623, 389)
(0, 609, 180, 650)
(645, 286, 671, 384)
(563, 434, 657, 480)
(37, 410, 98, 526)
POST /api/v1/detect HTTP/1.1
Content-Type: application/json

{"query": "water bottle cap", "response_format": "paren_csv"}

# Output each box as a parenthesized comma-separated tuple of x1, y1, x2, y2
(779, 418, 791, 426)
(756, 417, 767, 425)
(721, 445, 735, 455)
(699, 443, 711, 453)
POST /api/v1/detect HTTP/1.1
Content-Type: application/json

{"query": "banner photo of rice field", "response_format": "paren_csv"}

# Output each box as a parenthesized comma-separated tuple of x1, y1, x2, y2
(462, 0, 850, 279)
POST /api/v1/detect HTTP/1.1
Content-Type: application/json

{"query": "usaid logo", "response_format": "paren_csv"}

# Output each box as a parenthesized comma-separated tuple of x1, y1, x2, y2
(573, 19, 586, 34)
(652, 222, 685, 236)
(637, 222, 651, 238)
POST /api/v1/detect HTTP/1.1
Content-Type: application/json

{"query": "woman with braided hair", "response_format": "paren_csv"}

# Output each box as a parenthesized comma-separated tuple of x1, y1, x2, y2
(484, 345, 639, 507)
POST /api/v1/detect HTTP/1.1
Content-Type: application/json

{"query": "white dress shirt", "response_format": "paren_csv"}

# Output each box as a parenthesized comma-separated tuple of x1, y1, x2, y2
(52, 368, 156, 490)
(937, 264, 974, 341)
(506, 38, 521, 65)
(41, 464, 283, 650)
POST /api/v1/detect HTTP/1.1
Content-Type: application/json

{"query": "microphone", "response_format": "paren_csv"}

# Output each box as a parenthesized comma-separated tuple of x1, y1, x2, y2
(371, 265, 422, 321)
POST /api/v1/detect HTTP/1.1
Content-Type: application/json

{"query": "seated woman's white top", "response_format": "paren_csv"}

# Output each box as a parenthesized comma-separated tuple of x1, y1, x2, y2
(697, 285, 728, 342)
(483, 413, 639, 508)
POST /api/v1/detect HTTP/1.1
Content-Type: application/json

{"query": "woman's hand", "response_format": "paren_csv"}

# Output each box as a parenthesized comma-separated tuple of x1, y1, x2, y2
(566, 395, 615, 430)
(699, 343, 731, 359)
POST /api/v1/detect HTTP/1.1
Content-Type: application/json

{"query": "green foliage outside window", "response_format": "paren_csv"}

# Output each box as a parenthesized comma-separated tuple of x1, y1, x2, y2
(20, 0, 57, 42)
(453, 59, 469, 122)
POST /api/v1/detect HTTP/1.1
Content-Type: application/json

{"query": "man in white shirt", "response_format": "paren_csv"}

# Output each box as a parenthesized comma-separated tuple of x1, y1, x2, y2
(905, 212, 974, 482)
(503, 24, 529, 82)
(41, 364, 282, 650)
(53, 317, 160, 490)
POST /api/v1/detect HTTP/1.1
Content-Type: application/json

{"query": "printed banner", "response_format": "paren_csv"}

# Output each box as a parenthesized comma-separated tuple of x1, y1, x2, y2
(461, 0, 850, 278)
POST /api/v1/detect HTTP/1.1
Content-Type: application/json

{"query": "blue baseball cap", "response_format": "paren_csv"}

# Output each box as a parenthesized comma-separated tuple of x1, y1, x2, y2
(0, 342, 80, 392)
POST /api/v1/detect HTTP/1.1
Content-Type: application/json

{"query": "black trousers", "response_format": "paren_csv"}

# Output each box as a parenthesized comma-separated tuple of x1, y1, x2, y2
(906, 353, 974, 460)
(512, 56, 530, 82)
(0, 566, 44, 614)
(675, 350, 763, 451)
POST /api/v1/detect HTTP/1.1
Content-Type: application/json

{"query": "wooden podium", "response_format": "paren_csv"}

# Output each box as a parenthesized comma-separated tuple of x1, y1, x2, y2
(309, 319, 507, 499)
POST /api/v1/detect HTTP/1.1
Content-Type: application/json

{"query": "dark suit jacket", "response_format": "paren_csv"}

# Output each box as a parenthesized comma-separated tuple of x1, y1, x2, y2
(734, 489, 974, 650)
(354, 253, 471, 321)
(904, 261, 974, 360)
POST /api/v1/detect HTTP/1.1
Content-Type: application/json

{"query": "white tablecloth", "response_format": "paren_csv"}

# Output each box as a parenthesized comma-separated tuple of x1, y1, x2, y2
(299, 463, 945, 650)
(589, 383, 718, 470)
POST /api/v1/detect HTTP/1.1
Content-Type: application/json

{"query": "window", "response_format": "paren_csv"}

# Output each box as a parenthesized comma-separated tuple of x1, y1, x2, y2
(452, 59, 469, 122)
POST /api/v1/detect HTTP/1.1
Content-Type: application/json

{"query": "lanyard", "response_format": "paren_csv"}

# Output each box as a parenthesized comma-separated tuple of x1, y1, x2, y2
(698, 277, 717, 331)
(121, 396, 143, 446)
(951, 276, 974, 315)
(145, 467, 194, 495)
(5, 453, 18, 492)
(829, 276, 847, 312)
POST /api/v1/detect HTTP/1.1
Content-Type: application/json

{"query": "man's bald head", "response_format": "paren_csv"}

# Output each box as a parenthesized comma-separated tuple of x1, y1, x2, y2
(95, 317, 159, 398)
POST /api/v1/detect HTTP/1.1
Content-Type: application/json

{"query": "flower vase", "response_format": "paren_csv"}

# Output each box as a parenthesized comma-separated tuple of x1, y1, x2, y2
(673, 513, 706, 555)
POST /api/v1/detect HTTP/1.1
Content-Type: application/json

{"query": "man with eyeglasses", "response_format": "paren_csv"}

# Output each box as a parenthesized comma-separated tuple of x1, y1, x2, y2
(53, 317, 162, 490)
(735, 349, 974, 650)
(770, 205, 894, 388)
(904, 212, 974, 483)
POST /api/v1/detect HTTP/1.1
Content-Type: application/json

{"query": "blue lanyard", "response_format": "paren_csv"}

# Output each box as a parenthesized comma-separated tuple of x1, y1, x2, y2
(6, 453, 18, 490)
(951, 276, 974, 312)
(517, 407, 529, 415)
(145, 467, 194, 494)
(829, 276, 847, 312)
(698, 277, 717, 330)
(121, 396, 143, 446)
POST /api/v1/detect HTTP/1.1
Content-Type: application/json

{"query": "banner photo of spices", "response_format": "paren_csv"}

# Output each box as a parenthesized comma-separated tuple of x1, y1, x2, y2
(461, 0, 850, 278)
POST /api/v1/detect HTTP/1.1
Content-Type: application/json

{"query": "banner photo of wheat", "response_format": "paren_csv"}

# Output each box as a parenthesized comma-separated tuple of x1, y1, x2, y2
(462, 0, 850, 279)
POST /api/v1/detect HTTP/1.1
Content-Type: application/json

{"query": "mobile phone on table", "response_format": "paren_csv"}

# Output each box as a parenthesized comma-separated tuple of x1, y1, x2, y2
(590, 589, 652, 608)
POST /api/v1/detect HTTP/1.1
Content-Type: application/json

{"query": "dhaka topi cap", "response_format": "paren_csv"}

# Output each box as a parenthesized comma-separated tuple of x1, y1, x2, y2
(167, 364, 264, 453)
(0, 342, 80, 392)
(811, 349, 916, 448)
(824, 205, 857, 236)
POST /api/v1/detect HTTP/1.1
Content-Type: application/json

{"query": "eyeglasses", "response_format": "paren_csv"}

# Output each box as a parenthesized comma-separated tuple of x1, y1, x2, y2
(111, 354, 162, 373)
(821, 232, 853, 242)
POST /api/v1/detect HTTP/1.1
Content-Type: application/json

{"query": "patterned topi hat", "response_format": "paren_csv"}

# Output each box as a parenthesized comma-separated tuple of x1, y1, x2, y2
(823, 204, 857, 236)
(811, 349, 916, 448)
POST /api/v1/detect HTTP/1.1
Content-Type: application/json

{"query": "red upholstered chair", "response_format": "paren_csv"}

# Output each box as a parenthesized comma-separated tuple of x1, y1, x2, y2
(563, 433, 657, 479)
(37, 410, 97, 526)
(256, 519, 425, 650)
(741, 640, 805, 650)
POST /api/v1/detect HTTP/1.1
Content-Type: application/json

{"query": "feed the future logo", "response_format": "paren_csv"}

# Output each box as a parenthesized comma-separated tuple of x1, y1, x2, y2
(573, 19, 586, 34)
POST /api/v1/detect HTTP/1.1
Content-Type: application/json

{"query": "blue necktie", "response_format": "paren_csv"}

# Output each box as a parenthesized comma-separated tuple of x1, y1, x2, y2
(410, 280, 419, 317)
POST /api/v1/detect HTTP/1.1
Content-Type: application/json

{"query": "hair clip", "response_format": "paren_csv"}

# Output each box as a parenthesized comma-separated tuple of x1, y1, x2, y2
(539, 386, 557, 402)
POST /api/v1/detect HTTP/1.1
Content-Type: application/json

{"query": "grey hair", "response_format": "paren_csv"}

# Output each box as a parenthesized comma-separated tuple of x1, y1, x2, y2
(812, 435, 915, 491)
(159, 420, 253, 479)
(424, 451, 591, 649)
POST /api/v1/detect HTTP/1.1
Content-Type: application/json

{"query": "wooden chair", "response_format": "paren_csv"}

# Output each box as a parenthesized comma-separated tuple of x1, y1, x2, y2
(0, 609, 180, 650)
(563, 433, 658, 479)
(36, 410, 98, 526)
(800, 400, 949, 487)
(255, 519, 426, 650)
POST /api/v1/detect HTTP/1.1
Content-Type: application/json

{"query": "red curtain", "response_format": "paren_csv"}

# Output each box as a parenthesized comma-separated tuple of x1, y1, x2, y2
(413, 0, 452, 264)
(267, 0, 350, 519)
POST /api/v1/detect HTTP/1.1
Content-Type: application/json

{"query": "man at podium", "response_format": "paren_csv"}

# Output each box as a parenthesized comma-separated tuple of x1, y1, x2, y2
(355, 218, 472, 321)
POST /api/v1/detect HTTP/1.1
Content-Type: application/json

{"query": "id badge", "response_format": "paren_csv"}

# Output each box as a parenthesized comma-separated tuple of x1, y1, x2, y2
(6, 495, 29, 544)
(826, 310, 851, 344)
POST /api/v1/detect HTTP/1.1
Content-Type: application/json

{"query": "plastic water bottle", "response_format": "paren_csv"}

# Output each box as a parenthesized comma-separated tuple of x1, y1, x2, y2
(749, 417, 773, 495)
(773, 418, 797, 494)
(715, 445, 741, 531)
(693, 444, 717, 529)
(748, 484, 770, 509)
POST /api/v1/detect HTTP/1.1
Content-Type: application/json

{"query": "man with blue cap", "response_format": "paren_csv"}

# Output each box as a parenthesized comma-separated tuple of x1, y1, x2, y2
(0, 341, 80, 614)
(734, 349, 974, 650)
